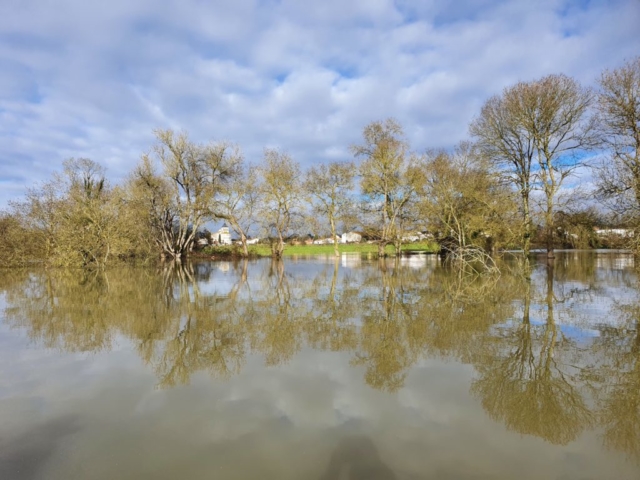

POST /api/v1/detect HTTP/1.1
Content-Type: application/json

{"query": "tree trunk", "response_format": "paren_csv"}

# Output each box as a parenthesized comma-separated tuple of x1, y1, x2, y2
(330, 218, 339, 258)
(546, 209, 555, 259)
(394, 237, 402, 256)
(240, 232, 249, 257)
(522, 191, 532, 257)
(272, 234, 284, 258)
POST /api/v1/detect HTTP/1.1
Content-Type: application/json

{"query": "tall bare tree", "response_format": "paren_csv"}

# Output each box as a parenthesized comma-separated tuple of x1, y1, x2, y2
(352, 118, 422, 257)
(304, 161, 356, 257)
(131, 129, 237, 260)
(471, 75, 594, 258)
(258, 149, 303, 258)
(596, 57, 640, 234)
(471, 90, 536, 256)
(528, 75, 595, 258)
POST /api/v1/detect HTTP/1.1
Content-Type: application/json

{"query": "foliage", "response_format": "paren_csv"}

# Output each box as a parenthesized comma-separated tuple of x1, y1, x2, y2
(8, 158, 140, 267)
(352, 118, 424, 256)
(419, 142, 519, 256)
(304, 161, 356, 257)
(130, 130, 240, 259)
(0, 211, 45, 267)
(257, 149, 304, 258)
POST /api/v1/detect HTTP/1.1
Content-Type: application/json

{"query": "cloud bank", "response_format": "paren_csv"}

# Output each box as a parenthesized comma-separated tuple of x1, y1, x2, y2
(1, 0, 639, 207)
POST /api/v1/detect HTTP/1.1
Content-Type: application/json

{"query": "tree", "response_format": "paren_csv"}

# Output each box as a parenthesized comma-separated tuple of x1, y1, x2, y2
(131, 129, 237, 260)
(527, 75, 595, 258)
(419, 143, 518, 259)
(258, 149, 303, 258)
(303, 161, 356, 257)
(9, 158, 135, 267)
(213, 153, 261, 257)
(595, 57, 640, 236)
(471, 75, 595, 258)
(0, 211, 44, 267)
(554, 206, 602, 249)
(351, 118, 422, 257)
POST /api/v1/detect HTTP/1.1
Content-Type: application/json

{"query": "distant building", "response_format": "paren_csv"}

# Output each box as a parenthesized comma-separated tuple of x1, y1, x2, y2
(340, 232, 362, 244)
(214, 224, 232, 245)
(594, 228, 634, 238)
(313, 237, 334, 245)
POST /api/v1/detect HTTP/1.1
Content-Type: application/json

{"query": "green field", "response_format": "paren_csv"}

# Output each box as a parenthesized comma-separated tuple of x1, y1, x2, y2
(203, 241, 439, 257)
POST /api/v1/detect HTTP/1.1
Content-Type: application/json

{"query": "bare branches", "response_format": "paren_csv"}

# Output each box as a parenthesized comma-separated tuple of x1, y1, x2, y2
(352, 118, 421, 256)
(304, 161, 355, 257)
(471, 75, 595, 257)
(595, 57, 640, 227)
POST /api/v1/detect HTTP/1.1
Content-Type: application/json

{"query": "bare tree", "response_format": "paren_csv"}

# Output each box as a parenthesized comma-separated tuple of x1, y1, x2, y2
(258, 149, 303, 258)
(471, 91, 536, 256)
(304, 161, 356, 257)
(213, 150, 261, 257)
(131, 130, 237, 260)
(528, 75, 595, 258)
(595, 57, 640, 231)
(471, 75, 594, 258)
(351, 118, 422, 257)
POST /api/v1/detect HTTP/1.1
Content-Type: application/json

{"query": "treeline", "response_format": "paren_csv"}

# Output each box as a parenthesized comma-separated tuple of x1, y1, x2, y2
(1, 57, 638, 268)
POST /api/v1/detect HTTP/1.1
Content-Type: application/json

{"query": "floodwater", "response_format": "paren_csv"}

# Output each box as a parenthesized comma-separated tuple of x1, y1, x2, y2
(0, 251, 639, 479)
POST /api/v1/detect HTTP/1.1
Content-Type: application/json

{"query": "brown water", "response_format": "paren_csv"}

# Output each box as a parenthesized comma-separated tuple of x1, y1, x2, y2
(0, 252, 638, 479)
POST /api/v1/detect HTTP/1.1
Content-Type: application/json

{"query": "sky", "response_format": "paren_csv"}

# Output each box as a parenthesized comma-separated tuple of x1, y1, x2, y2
(1, 0, 639, 209)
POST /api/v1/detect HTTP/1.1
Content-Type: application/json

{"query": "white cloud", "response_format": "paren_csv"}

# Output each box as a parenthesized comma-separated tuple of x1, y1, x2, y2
(1, 0, 639, 207)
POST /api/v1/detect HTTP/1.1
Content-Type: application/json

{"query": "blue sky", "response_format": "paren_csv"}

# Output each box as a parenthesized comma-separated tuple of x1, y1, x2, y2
(1, 0, 639, 208)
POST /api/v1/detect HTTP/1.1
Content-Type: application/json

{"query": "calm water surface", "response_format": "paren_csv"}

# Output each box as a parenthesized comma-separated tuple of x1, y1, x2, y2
(0, 252, 639, 479)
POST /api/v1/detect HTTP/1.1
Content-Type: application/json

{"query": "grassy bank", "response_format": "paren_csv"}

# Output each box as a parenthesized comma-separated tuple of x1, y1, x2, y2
(202, 241, 439, 258)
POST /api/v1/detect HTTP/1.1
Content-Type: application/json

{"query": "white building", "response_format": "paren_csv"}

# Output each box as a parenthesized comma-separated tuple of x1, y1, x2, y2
(214, 224, 232, 245)
(340, 232, 362, 244)
(595, 228, 634, 237)
(313, 237, 334, 245)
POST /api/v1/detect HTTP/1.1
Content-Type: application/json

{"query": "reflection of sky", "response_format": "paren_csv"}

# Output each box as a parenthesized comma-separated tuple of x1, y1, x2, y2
(1, 322, 638, 479)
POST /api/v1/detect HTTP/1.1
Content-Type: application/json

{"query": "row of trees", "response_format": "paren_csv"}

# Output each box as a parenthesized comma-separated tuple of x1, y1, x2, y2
(1, 57, 638, 267)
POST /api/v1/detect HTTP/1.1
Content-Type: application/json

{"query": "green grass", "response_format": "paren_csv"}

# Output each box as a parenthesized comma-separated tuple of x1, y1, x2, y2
(245, 241, 439, 257)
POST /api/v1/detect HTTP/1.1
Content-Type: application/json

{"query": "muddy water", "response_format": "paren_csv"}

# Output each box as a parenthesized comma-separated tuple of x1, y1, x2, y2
(0, 252, 638, 479)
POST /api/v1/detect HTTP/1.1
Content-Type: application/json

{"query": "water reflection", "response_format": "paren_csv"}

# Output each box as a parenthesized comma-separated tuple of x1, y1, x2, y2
(471, 263, 593, 446)
(319, 436, 396, 480)
(1, 252, 640, 467)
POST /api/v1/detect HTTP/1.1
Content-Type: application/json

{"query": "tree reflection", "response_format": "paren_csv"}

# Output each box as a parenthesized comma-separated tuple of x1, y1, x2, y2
(350, 261, 418, 392)
(592, 302, 640, 459)
(471, 263, 593, 445)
